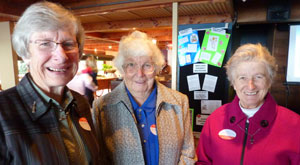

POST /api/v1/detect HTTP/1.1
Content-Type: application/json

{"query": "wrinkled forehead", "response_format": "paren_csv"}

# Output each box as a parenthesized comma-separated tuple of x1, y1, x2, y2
(30, 29, 77, 41)
(233, 61, 269, 77)
(124, 56, 153, 63)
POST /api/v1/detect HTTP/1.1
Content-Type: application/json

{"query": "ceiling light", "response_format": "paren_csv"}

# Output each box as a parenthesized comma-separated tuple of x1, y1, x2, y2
(152, 39, 157, 44)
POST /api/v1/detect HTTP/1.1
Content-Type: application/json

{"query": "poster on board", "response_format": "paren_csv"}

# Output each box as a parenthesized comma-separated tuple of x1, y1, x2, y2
(178, 28, 201, 66)
(198, 29, 230, 67)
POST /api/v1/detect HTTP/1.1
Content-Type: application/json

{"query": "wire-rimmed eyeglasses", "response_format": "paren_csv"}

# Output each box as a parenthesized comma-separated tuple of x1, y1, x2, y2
(122, 62, 155, 74)
(29, 40, 78, 53)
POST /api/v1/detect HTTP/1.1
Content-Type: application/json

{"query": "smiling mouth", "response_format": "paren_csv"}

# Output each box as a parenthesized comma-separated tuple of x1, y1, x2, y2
(47, 67, 67, 72)
(245, 91, 257, 96)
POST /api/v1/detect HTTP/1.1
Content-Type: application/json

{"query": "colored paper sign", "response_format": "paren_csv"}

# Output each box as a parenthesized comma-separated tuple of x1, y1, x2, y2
(178, 28, 201, 66)
(199, 29, 230, 67)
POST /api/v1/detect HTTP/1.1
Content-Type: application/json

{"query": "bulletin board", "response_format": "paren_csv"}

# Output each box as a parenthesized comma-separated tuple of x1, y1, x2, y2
(177, 23, 233, 133)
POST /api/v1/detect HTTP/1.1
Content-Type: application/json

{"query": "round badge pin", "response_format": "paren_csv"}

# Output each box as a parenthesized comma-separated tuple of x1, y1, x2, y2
(79, 117, 91, 131)
(218, 129, 236, 140)
(150, 124, 157, 136)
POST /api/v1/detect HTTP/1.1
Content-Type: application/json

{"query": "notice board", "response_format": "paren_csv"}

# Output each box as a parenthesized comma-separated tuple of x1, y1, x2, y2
(177, 23, 233, 133)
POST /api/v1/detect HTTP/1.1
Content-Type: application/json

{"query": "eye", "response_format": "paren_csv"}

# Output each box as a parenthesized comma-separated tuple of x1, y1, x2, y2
(143, 63, 153, 69)
(126, 62, 136, 68)
(254, 74, 265, 81)
(255, 74, 263, 79)
(238, 76, 246, 81)
(38, 41, 52, 47)
(62, 41, 77, 50)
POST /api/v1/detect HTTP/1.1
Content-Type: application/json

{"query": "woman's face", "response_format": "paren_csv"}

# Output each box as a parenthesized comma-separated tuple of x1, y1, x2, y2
(28, 29, 79, 92)
(232, 61, 271, 109)
(123, 56, 156, 97)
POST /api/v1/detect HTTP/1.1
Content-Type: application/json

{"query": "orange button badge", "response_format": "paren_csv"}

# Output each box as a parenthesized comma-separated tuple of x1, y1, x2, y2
(218, 129, 236, 140)
(79, 117, 91, 131)
(150, 124, 157, 136)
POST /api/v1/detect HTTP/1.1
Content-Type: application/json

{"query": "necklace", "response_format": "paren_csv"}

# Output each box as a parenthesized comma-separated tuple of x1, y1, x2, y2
(237, 122, 261, 144)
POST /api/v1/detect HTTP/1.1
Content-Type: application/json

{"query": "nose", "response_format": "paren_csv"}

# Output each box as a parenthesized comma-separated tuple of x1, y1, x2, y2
(136, 65, 145, 77)
(248, 79, 256, 89)
(53, 45, 69, 63)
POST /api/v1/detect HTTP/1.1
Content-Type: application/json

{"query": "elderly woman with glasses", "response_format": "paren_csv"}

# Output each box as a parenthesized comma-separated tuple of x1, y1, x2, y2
(196, 43, 300, 165)
(93, 31, 196, 164)
(0, 2, 101, 164)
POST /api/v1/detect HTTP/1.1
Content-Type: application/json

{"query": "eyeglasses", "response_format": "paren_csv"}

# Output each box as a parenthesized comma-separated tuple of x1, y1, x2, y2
(236, 74, 267, 85)
(123, 62, 155, 74)
(29, 40, 78, 53)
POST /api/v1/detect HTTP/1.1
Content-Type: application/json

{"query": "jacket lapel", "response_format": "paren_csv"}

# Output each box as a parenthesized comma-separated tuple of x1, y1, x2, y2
(16, 73, 51, 121)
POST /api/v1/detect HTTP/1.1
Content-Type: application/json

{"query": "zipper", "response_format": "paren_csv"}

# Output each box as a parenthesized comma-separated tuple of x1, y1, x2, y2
(240, 120, 249, 165)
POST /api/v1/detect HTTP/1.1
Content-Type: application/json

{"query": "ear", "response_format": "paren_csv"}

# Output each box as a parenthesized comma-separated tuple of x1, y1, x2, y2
(232, 82, 237, 91)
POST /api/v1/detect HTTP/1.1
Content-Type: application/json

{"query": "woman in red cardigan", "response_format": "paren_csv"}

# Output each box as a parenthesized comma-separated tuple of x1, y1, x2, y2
(196, 43, 300, 165)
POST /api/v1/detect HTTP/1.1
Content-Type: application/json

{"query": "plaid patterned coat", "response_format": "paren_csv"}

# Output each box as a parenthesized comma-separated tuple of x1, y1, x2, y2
(0, 73, 101, 164)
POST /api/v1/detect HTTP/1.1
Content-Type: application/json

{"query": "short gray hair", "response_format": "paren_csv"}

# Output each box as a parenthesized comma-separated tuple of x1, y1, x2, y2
(113, 31, 165, 74)
(12, 1, 85, 62)
(225, 43, 278, 85)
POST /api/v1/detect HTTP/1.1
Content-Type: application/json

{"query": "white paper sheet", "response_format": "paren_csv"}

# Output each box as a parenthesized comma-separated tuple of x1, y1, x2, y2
(196, 114, 209, 126)
(194, 91, 208, 100)
(211, 52, 222, 65)
(187, 44, 198, 52)
(207, 35, 219, 51)
(200, 51, 211, 61)
(201, 100, 222, 114)
(202, 74, 218, 93)
(179, 28, 193, 36)
(187, 74, 201, 91)
(185, 54, 191, 63)
(193, 63, 208, 73)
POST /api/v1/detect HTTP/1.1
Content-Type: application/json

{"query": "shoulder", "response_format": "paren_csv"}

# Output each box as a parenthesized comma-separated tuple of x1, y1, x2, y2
(94, 82, 125, 108)
(0, 86, 18, 97)
(0, 86, 20, 105)
(206, 104, 228, 122)
(157, 82, 188, 104)
(276, 105, 300, 126)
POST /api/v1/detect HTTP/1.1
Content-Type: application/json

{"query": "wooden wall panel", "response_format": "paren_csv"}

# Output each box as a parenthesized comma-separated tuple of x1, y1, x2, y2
(270, 28, 300, 114)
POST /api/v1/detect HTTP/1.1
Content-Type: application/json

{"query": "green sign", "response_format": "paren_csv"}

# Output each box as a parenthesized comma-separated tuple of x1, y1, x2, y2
(198, 29, 230, 67)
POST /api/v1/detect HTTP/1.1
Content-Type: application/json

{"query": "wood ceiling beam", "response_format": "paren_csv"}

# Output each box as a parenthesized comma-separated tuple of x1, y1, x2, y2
(67, 0, 229, 16)
(85, 35, 120, 43)
(82, 14, 232, 32)
(0, 13, 19, 22)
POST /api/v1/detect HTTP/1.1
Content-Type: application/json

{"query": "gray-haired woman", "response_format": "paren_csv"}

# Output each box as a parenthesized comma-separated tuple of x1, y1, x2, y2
(0, 1, 101, 164)
(93, 31, 196, 164)
(196, 43, 300, 165)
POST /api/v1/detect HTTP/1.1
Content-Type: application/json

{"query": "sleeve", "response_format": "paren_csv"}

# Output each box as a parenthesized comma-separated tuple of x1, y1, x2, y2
(196, 117, 212, 165)
(178, 94, 197, 165)
(91, 98, 112, 164)
(0, 126, 10, 163)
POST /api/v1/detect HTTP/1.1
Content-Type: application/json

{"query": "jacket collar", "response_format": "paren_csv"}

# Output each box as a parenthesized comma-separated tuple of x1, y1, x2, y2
(103, 80, 177, 111)
(16, 73, 52, 121)
(226, 93, 277, 129)
(16, 73, 85, 121)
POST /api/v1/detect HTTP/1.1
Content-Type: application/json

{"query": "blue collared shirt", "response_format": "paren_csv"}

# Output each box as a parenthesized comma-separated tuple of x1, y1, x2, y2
(126, 84, 159, 165)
